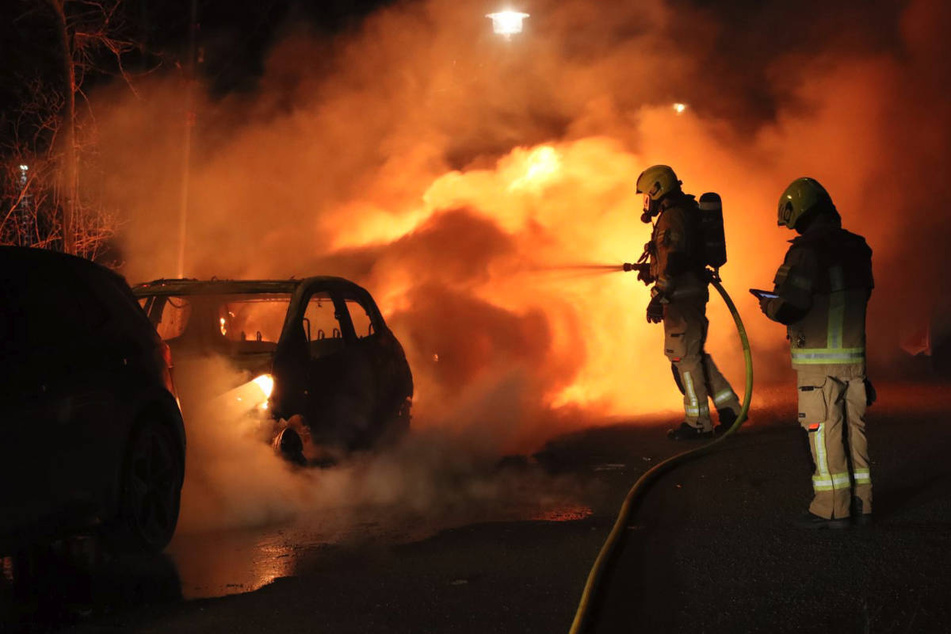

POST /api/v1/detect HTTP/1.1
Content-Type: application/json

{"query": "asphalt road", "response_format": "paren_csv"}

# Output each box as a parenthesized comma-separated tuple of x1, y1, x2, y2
(2, 381, 950, 633)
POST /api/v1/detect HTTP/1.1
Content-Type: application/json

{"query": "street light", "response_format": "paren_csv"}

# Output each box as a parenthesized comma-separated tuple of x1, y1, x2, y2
(672, 103, 688, 115)
(487, 10, 529, 38)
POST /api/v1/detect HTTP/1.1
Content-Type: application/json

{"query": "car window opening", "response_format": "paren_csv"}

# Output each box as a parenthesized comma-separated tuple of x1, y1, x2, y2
(344, 299, 375, 339)
(150, 294, 291, 354)
(306, 293, 345, 359)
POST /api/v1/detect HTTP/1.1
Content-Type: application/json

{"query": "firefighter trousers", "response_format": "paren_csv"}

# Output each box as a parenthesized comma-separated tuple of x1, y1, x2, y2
(663, 292, 741, 432)
(796, 367, 872, 519)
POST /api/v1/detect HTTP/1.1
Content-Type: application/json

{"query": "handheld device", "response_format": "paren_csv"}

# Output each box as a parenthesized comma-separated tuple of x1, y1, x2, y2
(749, 288, 779, 300)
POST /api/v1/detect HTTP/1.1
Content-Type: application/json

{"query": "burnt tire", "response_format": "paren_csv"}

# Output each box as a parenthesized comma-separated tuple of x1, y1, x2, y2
(277, 427, 306, 465)
(108, 419, 182, 553)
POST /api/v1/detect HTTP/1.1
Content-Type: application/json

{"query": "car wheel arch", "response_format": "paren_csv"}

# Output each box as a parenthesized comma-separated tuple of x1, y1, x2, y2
(104, 400, 185, 553)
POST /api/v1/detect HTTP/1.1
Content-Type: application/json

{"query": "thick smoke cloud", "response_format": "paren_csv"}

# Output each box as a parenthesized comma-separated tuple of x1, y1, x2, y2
(172, 357, 590, 533)
(88, 0, 951, 450)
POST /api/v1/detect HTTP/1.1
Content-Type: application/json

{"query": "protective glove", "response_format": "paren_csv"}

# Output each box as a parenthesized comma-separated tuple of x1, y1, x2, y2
(646, 294, 665, 323)
(864, 379, 877, 406)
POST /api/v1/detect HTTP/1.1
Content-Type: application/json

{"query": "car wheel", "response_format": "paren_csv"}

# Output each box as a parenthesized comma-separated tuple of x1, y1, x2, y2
(277, 427, 306, 465)
(110, 419, 182, 553)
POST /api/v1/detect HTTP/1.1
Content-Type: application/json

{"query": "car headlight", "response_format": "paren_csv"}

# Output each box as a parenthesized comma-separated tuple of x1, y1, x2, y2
(252, 374, 274, 400)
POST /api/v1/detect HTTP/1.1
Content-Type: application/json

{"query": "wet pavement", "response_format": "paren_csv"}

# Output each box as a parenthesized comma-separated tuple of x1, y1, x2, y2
(1, 381, 949, 633)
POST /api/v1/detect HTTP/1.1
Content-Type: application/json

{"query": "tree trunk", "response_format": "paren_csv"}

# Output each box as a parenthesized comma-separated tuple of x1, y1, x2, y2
(49, 0, 78, 255)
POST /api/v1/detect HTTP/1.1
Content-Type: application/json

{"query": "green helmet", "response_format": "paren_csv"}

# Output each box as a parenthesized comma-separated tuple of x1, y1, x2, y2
(777, 177, 833, 230)
(635, 165, 681, 200)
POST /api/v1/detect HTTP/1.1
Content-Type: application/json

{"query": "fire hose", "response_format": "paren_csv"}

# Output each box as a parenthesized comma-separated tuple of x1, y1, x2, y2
(568, 269, 753, 634)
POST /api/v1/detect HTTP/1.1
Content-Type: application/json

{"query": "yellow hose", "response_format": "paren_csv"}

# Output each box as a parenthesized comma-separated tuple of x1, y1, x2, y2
(568, 275, 753, 634)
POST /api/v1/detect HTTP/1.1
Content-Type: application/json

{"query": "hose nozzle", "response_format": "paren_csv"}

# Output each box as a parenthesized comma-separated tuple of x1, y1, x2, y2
(623, 262, 648, 273)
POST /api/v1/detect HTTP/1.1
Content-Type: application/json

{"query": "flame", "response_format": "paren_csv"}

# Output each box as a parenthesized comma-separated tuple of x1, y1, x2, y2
(507, 146, 562, 192)
(213, 373, 275, 419)
(252, 374, 275, 400)
(105, 0, 951, 452)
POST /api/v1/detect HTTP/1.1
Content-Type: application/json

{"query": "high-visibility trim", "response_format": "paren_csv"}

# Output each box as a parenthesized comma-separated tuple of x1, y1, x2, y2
(683, 370, 698, 410)
(828, 293, 845, 349)
(682, 371, 710, 421)
(813, 424, 828, 478)
(831, 472, 851, 488)
(713, 389, 735, 405)
(828, 266, 846, 350)
(792, 348, 865, 365)
(811, 472, 850, 492)
(775, 264, 791, 285)
(854, 469, 871, 484)
(790, 274, 812, 291)
(829, 266, 845, 292)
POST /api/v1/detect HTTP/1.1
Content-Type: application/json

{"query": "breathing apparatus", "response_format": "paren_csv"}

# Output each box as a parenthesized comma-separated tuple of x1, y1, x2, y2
(570, 175, 753, 634)
(635, 164, 681, 224)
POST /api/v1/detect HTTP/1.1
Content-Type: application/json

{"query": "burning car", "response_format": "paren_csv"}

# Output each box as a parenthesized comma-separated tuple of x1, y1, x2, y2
(132, 277, 413, 462)
(0, 247, 186, 555)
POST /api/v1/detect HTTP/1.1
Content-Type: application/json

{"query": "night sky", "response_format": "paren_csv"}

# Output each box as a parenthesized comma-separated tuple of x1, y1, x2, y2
(0, 0, 395, 134)
(0, 0, 910, 144)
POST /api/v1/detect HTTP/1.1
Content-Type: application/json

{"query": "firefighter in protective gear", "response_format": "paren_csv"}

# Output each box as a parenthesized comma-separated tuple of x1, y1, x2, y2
(634, 165, 742, 440)
(759, 177, 874, 528)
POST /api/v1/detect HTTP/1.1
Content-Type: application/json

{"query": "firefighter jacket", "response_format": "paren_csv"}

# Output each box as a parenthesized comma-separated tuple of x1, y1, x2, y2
(764, 215, 873, 371)
(648, 193, 707, 299)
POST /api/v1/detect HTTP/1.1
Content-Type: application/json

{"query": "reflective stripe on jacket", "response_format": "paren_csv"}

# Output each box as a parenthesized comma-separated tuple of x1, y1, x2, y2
(768, 219, 873, 370)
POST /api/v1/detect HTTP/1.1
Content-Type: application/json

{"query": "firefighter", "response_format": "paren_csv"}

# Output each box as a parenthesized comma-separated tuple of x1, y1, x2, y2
(759, 177, 874, 528)
(634, 165, 742, 440)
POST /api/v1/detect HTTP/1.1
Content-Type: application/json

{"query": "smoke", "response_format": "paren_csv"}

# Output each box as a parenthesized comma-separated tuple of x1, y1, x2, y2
(85, 0, 951, 452)
(172, 357, 590, 533)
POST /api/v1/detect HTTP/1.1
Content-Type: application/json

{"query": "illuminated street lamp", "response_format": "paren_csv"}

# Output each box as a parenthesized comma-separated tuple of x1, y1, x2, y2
(672, 103, 688, 115)
(487, 10, 529, 38)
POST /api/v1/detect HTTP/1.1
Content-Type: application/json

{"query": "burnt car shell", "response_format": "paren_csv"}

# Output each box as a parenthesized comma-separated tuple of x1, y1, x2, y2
(133, 277, 413, 451)
(0, 247, 186, 553)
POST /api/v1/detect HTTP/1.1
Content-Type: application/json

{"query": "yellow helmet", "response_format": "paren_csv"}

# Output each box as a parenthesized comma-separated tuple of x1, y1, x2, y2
(777, 177, 833, 230)
(635, 165, 681, 200)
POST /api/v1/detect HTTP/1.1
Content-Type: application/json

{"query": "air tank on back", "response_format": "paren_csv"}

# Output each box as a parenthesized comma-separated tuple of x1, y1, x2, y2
(698, 192, 727, 269)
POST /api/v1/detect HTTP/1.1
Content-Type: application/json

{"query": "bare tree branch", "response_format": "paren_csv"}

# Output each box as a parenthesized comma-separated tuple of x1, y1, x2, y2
(3, 0, 147, 260)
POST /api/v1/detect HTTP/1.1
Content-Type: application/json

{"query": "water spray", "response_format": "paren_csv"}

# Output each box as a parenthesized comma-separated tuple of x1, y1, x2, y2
(568, 265, 753, 633)
(525, 263, 628, 281)
(530, 263, 626, 273)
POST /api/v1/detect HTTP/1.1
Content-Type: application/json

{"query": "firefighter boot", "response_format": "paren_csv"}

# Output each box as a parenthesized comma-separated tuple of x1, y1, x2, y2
(794, 512, 850, 530)
(667, 422, 713, 441)
(714, 408, 738, 436)
(852, 497, 873, 527)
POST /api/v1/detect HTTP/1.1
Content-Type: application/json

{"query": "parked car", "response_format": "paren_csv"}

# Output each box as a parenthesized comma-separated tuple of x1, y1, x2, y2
(0, 247, 186, 555)
(132, 277, 413, 461)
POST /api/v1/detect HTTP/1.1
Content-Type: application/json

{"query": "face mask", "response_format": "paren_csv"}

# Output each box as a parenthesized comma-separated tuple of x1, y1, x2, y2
(640, 194, 659, 223)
